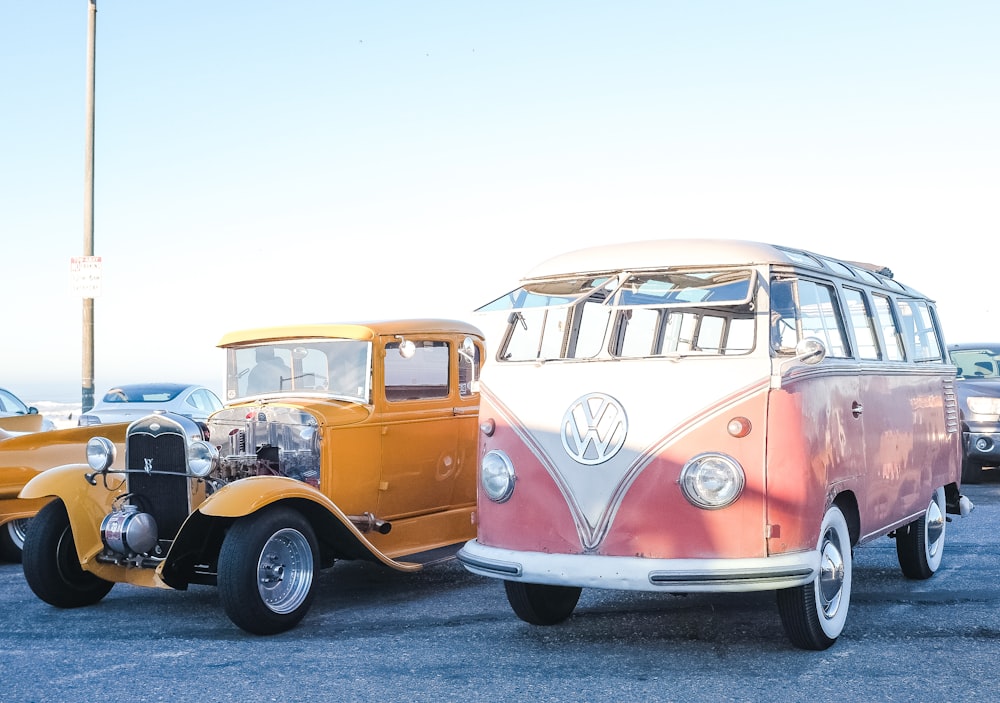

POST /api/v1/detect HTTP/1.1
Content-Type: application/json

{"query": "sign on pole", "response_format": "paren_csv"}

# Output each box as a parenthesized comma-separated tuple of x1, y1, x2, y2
(71, 255, 103, 298)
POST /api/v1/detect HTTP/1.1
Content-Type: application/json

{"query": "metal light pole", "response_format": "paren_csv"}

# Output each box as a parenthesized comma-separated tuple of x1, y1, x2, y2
(82, 0, 97, 412)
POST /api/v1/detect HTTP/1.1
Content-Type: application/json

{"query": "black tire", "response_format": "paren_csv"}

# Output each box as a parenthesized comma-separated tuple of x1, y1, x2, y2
(504, 580, 582, 625)
(961, 456, 982, 485)
(776, 504, 852, 650)
(218, 506, 319, 635)
(0, 517, 30, 563)
(896, 487, 946, 580)
(22, 500, 114, 608)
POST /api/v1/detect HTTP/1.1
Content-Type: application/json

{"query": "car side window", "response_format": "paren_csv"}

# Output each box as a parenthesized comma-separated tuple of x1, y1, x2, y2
(385, 341, 450, 401)
(0, 389, 26, 414)
(189, 390, 220, 413)
(458, 339, 481, 398)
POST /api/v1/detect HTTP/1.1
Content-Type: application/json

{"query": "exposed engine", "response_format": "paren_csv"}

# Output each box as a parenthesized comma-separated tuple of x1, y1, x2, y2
(209, 405, 321, 486)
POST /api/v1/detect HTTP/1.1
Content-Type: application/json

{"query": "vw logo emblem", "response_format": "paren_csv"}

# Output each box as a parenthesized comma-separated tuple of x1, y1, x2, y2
(561, 393, 628, 465)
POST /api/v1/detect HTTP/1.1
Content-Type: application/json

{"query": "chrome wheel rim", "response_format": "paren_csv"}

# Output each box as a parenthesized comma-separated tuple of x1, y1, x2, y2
(8, 518, 29, 550)
(256, 528, 314, 614)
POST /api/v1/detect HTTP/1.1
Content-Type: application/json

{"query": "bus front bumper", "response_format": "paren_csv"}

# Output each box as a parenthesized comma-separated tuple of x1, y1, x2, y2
(457, 540, 819, 593)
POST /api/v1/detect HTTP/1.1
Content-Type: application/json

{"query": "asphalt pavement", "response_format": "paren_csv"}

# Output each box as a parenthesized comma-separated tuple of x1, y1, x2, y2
(2, 477, 999, 703)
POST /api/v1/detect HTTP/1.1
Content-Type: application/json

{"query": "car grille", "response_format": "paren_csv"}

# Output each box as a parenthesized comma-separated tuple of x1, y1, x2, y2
(126, 417, 191, 554)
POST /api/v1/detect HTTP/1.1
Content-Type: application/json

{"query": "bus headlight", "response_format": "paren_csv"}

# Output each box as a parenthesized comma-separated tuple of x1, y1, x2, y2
(481, 450, 515, 503)
(679, 453, 745, 509)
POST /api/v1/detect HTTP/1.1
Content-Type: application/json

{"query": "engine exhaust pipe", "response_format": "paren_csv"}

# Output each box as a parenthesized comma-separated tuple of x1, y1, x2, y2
(348, 512, 392, 534)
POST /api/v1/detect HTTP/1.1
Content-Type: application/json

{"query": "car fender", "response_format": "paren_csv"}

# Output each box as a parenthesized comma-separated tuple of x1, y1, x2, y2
(189, 475, 421, 572)
(19, 463, 125, 566)
(195, 475, 336, 517)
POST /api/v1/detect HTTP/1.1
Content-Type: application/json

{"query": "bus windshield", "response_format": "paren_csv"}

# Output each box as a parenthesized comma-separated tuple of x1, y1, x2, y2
(487, 269, 758, 361)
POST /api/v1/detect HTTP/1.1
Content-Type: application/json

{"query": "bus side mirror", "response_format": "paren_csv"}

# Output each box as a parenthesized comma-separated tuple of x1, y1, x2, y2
(771, 337, 827, 389)
(795, 337, 826, 365)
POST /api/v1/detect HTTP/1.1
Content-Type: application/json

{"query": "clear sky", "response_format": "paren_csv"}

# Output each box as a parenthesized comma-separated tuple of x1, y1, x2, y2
(2, 2, 998, 403)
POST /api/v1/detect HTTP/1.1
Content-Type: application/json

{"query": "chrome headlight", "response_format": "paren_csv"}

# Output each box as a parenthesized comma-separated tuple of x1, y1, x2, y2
(967, 396, 1000, 416)
(86, 436, 116, 472)
(481, 450, 515, 503)
(188, 440, 219, 478)
(679, 453, 745, 509)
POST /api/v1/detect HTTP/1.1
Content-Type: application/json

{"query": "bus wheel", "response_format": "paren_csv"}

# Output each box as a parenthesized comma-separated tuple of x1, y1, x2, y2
(218, 506, 318, 635)
(0, 517, 30, 563)
(776, 504, 852, 650)
(22, 500, 114, 608)
(504, 581, 581, 625)
(895, 487, 946, 580)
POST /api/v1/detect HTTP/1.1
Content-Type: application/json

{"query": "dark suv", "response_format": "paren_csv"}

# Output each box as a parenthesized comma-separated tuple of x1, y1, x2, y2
(949, 343, 1000, 483)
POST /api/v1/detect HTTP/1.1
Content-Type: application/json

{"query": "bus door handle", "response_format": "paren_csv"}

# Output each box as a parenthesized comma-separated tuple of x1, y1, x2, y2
(851, 401, 863, 418)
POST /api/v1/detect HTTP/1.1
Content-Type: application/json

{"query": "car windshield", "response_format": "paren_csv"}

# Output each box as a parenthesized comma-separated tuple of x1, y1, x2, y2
(102, 385, 185, 403)
(227, 339, 372, 402)
(950, 347, 1000, 379)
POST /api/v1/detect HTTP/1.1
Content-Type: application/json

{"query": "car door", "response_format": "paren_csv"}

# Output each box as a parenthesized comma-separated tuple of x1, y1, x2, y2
(376, 337, 470, 519)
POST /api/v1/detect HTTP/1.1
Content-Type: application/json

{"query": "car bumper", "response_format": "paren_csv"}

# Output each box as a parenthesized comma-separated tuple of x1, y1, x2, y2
(963, 430, 1000, 464)
(457, 540, 819, 593)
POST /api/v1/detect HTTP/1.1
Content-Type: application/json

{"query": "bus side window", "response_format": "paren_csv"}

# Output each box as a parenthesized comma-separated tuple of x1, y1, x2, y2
(871, 294, 906, 361)
(897, 299, 944, 362)
(796, 280, 850, 358)
(843, 287, 881, 360)
(616, 308, 661, 356)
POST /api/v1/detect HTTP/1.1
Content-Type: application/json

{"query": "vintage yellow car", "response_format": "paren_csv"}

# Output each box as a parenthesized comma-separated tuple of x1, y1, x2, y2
(0, 424, 127, 562)
(19, 319, 484, 634)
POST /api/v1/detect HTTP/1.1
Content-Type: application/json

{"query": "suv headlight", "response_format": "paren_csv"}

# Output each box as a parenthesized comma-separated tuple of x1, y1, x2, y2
(967, 396, 1000, 416)
(679, 453, 745, 509)
(481, 450, 515, 503)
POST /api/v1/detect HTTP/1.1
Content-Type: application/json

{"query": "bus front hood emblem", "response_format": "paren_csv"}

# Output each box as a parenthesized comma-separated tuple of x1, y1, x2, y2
(561, 393, 628, 465)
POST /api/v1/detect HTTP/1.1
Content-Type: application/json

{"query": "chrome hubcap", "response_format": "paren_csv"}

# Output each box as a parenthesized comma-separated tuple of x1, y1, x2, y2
(818, 527, 845, 619)
(925, 497, 945, 559)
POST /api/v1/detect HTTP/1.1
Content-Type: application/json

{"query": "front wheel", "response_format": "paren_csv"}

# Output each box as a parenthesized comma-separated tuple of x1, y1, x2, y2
(0, 517, 30, 563)
(218, 506, 319, 635)
(896, 487, 946, 580)
(504, 581, 582, 625)
(776, 504, 852, 650)
(22, 500, 114, 608)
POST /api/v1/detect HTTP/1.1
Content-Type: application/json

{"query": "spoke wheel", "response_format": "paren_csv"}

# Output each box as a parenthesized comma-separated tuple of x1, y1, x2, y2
(218, 506, 318, 635)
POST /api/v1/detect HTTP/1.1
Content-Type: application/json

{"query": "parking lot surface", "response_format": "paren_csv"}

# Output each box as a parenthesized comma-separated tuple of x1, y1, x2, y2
(2, 478, 999, 703)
